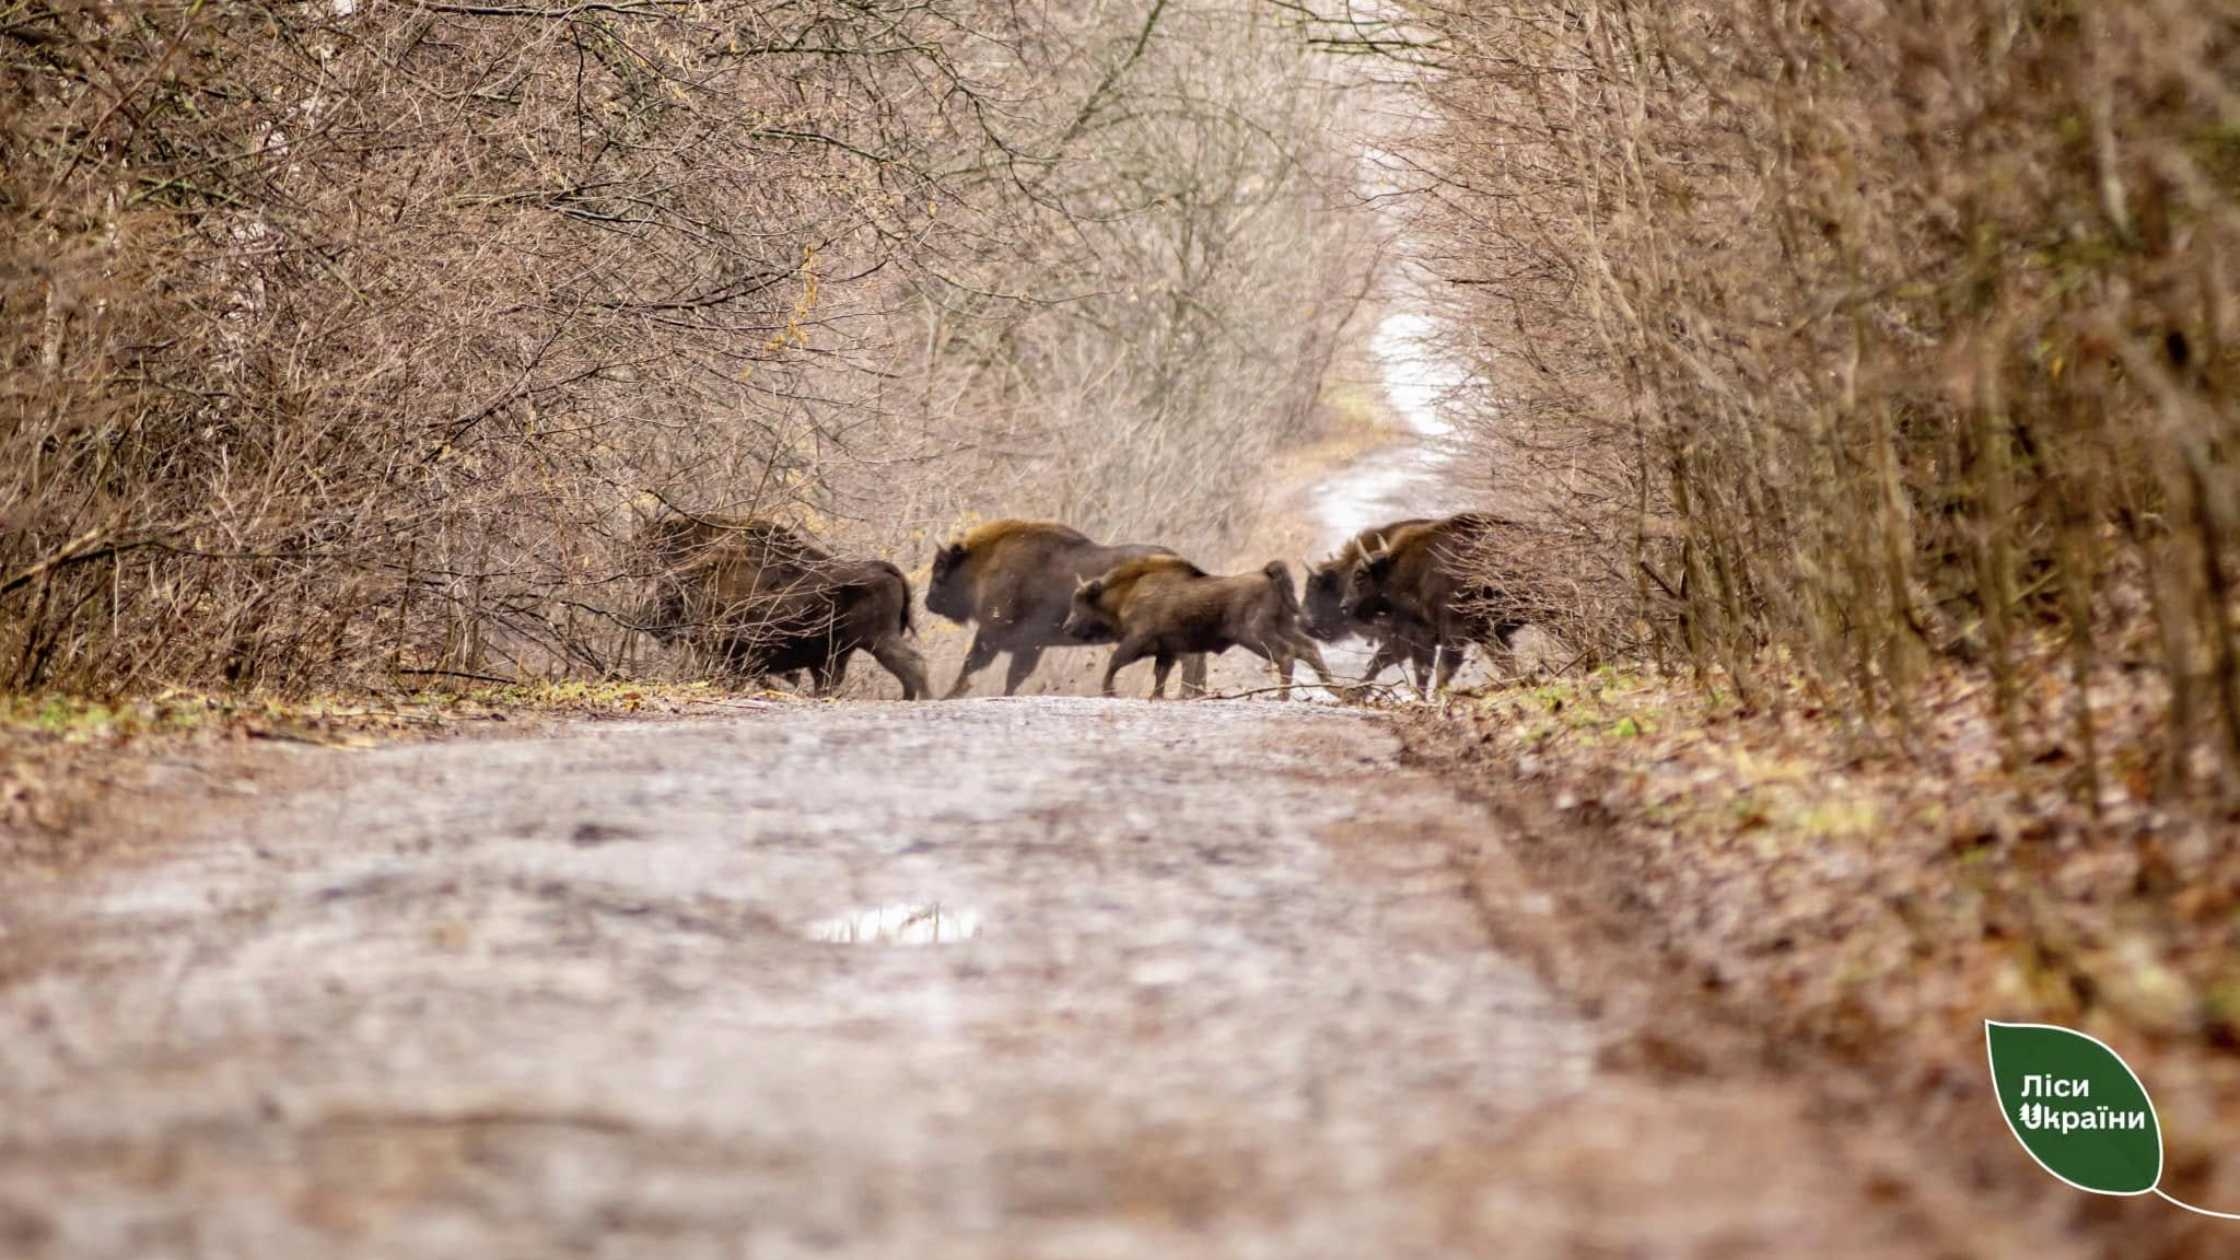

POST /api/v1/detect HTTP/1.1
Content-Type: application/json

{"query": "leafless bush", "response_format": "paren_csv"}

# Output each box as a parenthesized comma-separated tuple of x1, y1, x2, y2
(1380, 0, 2240, 790)
(867, 2, 1379, 558)
(3, 0, 1372, 694)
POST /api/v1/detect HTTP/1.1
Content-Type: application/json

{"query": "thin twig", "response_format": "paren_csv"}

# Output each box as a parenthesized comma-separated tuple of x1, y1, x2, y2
(1195, 676, 1413, 702)
(394, 667, 520, 686)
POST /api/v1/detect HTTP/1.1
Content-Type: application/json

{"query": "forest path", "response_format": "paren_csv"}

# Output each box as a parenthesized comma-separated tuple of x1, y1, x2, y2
(0, 699, 1994, 1257)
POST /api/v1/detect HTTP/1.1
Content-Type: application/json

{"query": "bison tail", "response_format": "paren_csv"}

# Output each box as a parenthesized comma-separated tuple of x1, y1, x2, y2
(1262, 560, 1303, 614)
(874, 560, 916, 637)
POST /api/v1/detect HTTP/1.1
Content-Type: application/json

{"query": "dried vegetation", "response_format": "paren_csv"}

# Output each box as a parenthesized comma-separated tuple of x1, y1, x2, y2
(1403, 658, 2240, 1253)
(1383, 0, 2240, 798)
(2, 0, 1372, 692)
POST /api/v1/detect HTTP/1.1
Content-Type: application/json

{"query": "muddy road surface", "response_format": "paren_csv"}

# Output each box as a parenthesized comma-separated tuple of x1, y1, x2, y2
(1, 700, 1994, 1257)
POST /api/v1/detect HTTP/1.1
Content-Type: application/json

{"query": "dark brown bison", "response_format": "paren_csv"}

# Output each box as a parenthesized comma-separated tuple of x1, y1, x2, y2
(643, 515, 929, 698)
(1301, 519, 1439, 695)
(925, 520, 1203, 697)
(1341, 512, 1526, 693)
(1061, 555, 1334, 699)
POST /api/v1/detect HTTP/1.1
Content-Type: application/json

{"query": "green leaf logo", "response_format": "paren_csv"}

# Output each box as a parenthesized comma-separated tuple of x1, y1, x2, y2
(1985, 1021, 2162, 1195)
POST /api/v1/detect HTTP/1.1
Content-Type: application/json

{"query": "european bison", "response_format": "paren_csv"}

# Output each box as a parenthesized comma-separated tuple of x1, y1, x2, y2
(1061, 555, 1335, 699)
(1341, 512, 1526, 693)
(925, 519, 1204, 697)
(643, 515, 930, 698)
(1301, 519, 1440, 695)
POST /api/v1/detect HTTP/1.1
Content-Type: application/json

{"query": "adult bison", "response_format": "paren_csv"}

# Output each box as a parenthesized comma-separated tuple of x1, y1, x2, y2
(642, 515, 929, 698)
(1061, 555, 1334, 699)
(1341, 513, 1527, 693)
(925, 520, 1203, 697)
(1300, 519, 1440, 696)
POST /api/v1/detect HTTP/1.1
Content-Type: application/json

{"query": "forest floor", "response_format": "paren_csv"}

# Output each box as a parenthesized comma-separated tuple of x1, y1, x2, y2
(1394, 663, 2240, 1259)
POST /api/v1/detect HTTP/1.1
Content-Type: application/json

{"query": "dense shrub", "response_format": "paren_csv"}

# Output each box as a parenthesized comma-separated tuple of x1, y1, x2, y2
(2, 0, 1369, 690)
(1398, 0, 2240, 788)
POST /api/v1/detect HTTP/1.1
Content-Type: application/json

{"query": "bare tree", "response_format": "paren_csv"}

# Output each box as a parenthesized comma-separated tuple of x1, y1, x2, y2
(3, 0, 1372, 693)
(1363, 0, 2240, 793)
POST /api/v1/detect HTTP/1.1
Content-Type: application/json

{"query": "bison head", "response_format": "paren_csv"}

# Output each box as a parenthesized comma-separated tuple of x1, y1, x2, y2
(1342, 546, 1399, 622)
(924, 542, 972, 622)
(1060, 576, 1120, 643)
(1300, 557, 1357, 642)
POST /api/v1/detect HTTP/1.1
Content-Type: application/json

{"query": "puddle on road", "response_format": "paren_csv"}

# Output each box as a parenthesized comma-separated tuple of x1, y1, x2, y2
(806, 902, 981, 946)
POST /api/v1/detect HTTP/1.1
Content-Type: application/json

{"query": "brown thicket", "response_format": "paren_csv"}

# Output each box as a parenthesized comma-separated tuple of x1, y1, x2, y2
(2, 0, 1371, 692)
(1388, 1, 2240, 792)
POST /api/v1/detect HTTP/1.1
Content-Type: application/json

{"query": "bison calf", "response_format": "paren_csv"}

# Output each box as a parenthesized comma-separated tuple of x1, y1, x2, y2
(643, 515, 929, 698)
(1061, 556, 1334, 699)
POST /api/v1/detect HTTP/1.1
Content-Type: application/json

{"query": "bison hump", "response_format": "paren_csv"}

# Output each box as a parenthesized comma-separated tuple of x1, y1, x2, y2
(957, 518, 1091, 553)
(1099, 554, 1204, 591)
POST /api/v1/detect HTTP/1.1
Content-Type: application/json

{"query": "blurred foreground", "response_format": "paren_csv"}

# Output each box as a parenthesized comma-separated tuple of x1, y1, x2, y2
(0, 699, 2039, 1257)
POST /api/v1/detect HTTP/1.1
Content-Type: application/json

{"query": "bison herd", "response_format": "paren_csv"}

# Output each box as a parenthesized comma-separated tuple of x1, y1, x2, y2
(643, 513, 1522, 700)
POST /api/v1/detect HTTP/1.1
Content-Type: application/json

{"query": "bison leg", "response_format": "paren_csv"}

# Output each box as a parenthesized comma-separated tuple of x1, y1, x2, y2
(1408, 644, 1436, 699)
(1179, 653, 1208, 699)
(1288, 635, 1336, 698)
(1270, 650, 1295, 700)
(1432, 642, 1468, 693)
(1000, 645, 1044, 697)
(1351, 638, 1410, 701)
(944, 631, 1000, 698)
(870, 636, 931, 700)
(1236, 639, 1290, 699)
(1100, 638, 1151, 698)
(1362, 639, 1405, 685)
(1151, 650, 1177, 699)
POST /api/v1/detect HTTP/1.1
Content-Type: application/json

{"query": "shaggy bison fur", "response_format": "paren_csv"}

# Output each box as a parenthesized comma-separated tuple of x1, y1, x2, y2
(1341, 513, 1526, 692)
(926, 520, 1205, 696)
(1300, 519, 1441, 696)
(1062, 555, 1333, 699)
(643, 515, 929, 698)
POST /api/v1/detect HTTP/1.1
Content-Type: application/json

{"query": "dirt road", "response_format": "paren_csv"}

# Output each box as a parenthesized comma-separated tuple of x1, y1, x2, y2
(0, 699, 2037, 1257)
